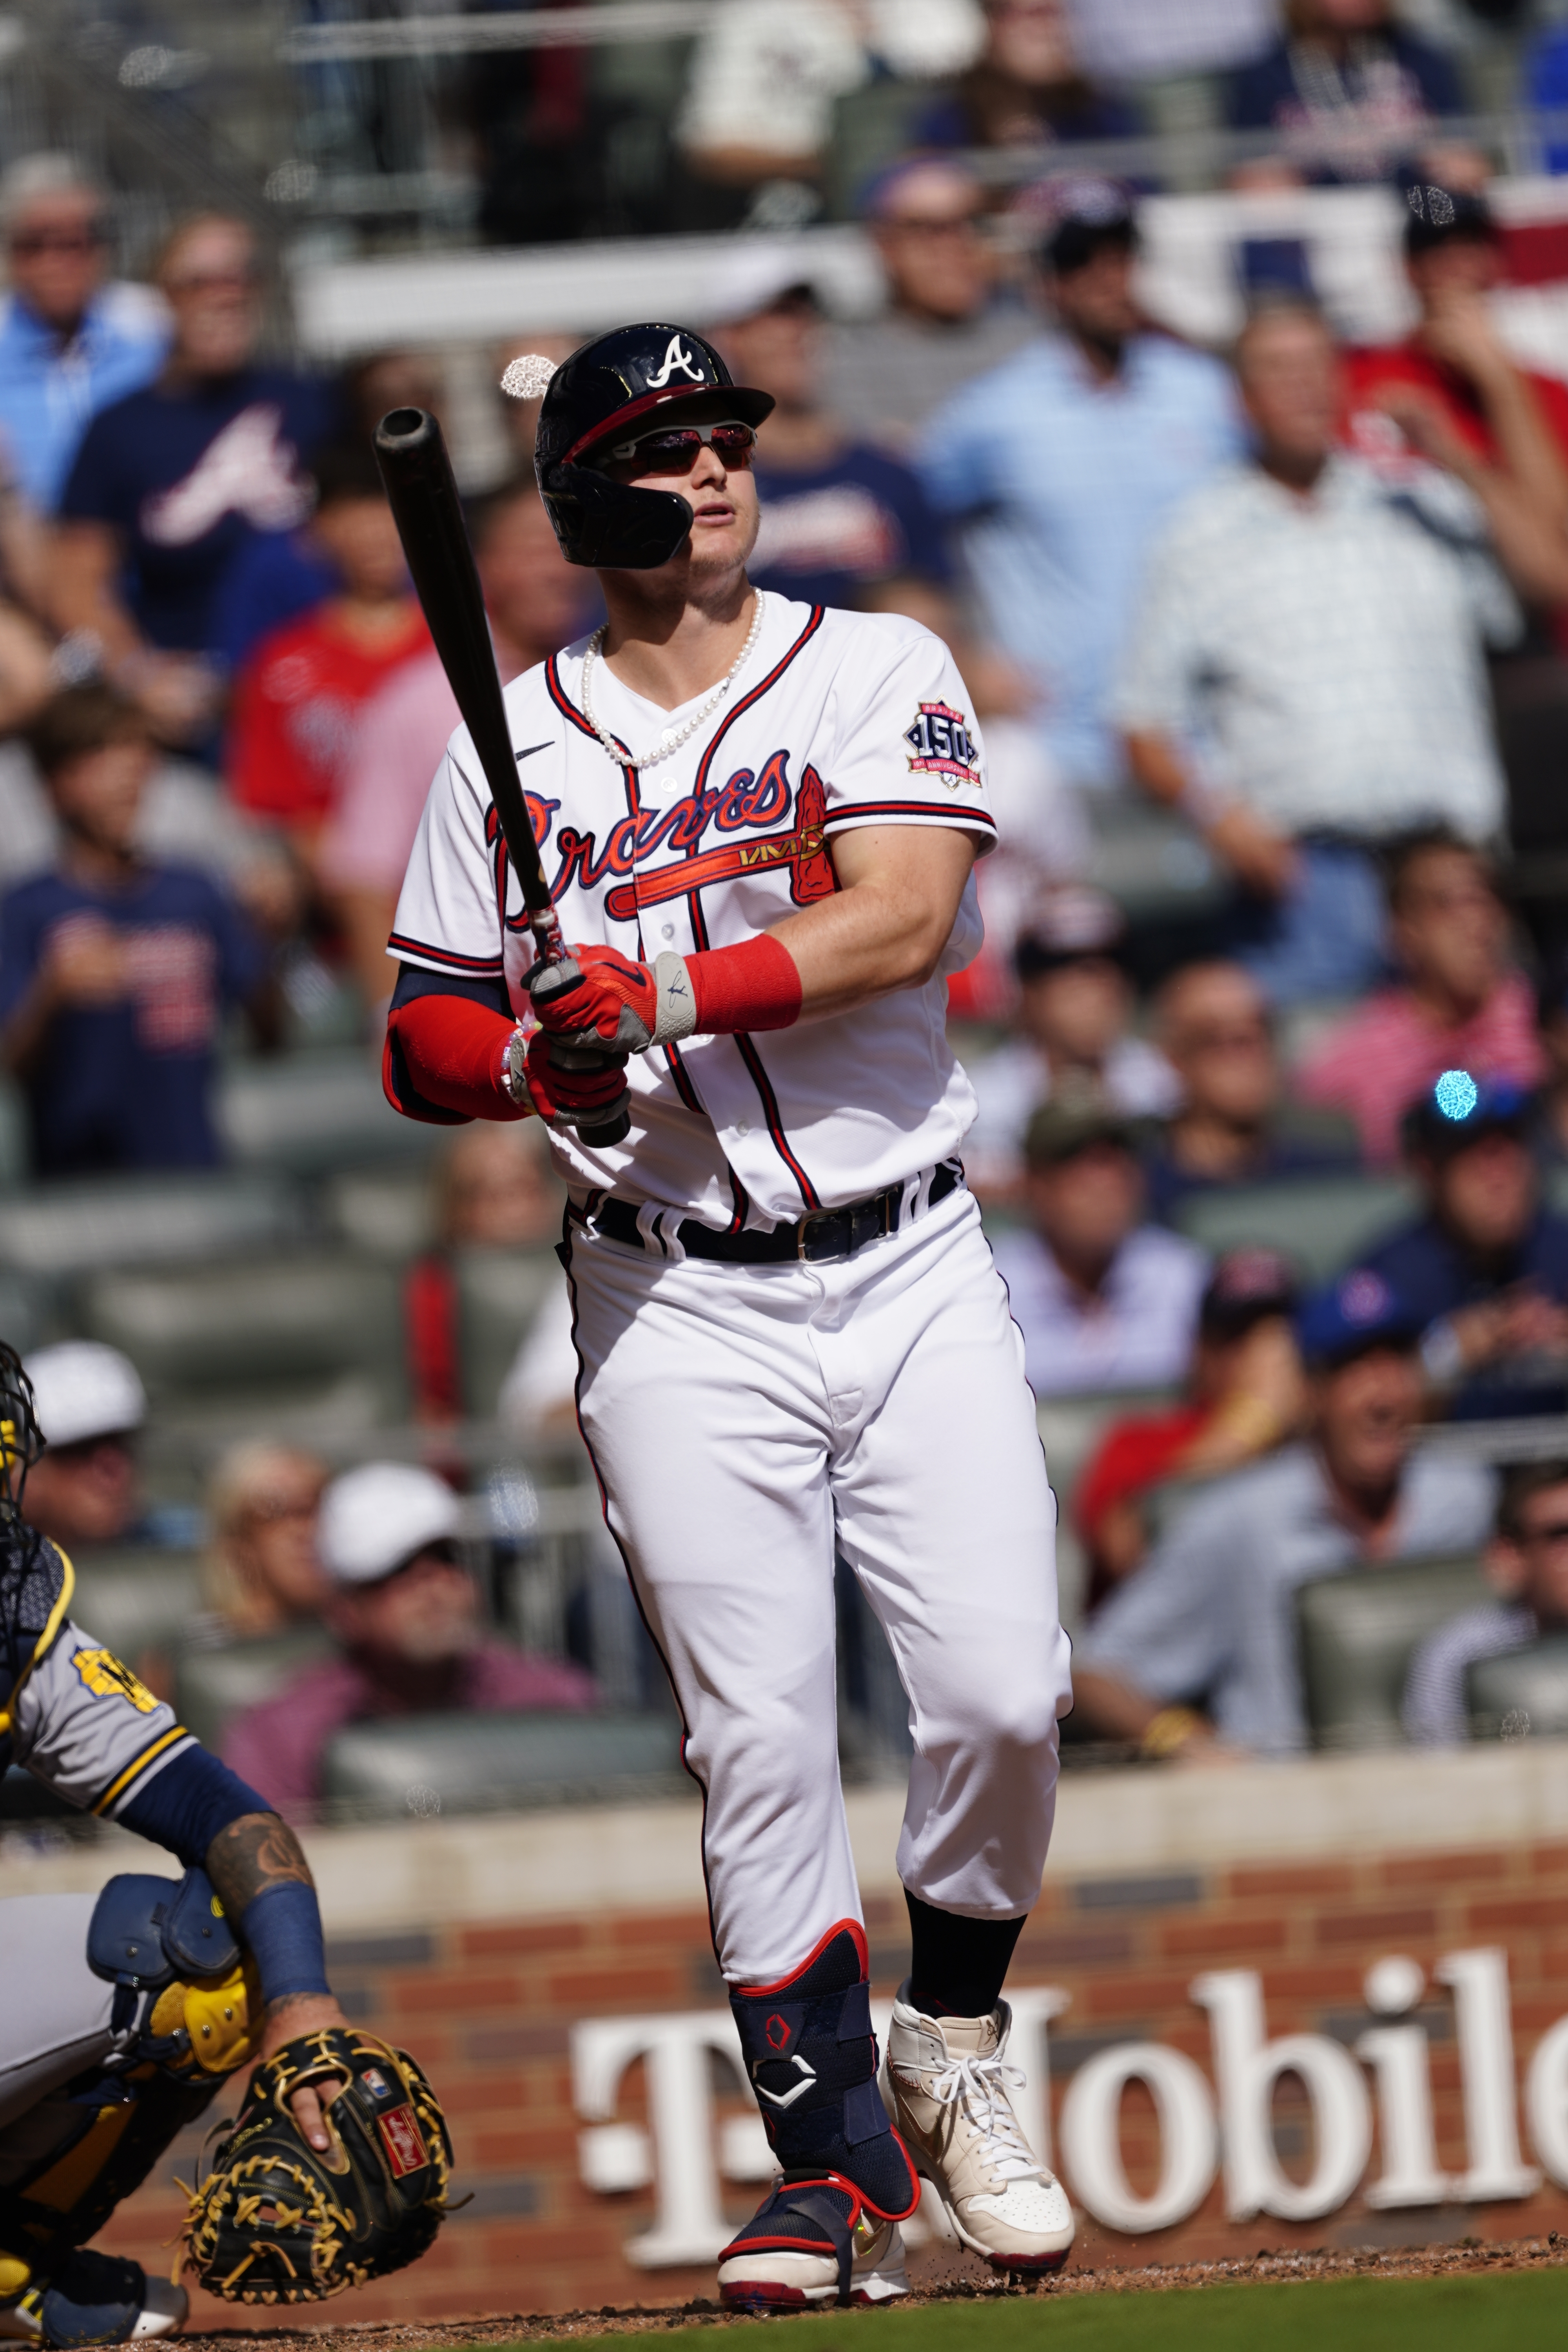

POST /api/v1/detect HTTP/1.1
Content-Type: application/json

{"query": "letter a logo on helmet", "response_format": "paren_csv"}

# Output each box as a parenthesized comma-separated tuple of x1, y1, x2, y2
(645, 334, 706, 390)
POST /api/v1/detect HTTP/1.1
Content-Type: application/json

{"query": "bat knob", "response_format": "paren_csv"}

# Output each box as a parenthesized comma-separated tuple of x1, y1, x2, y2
(578, 1098, 633, 1149)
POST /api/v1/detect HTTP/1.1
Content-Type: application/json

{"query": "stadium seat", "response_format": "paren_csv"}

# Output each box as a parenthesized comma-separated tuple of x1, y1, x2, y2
(216, 1049, 441, 1175)
(1172, 1174, 1417, 1282)
(0, 1073, 25, 1193)
(319, 1708, 686, 1819)
(1082, 795, 1226, 923)
(173, 1625, 337, 1753)
(68, 1549, 204, 1669)
(454, 1246, 564, 1418)
(1466, 1636, 1568, 1741)
(0, 1171, 304, 1279)
(1296, 1552, 1493, 1751)
(82, 1253, 409, 1425)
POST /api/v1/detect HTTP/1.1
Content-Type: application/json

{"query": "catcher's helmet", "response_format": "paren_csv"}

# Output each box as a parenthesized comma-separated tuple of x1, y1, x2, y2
(533, 322, 773, 570)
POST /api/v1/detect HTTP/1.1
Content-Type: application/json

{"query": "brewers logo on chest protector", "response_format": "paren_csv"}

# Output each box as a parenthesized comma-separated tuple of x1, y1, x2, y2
(390, 593, 996, 1228)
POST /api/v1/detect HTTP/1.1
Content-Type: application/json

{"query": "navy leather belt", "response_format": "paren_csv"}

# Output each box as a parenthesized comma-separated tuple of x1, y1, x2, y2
(588, 1161, 962, 1267)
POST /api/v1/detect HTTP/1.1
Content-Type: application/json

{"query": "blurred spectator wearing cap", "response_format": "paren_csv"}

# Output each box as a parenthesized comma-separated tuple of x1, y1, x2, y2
(1361, 1074, 1568, 1420)
(920, 183, 1241, 793)
(1075, 1248, 1305, 1612)
(1073, 1267, 1494, 1756)
(991, 1092, 1206, 1396)
(20, 1340, 148, 1552)
(964, 886, 1178, 1198)
(826, 159, 1034, 450)
(197, 1442, 330, 1643)
(1346, 186, 1568, 584)
(0, 155, 167, 516)
(1296, 830, 1542, 1169)
(1404, 1457, 1568, 1747)
(225, 442, 429, 871)
(407, 1124, 564, 1428)
(677, 2, 982, 211)
(1226, 0, 1479, 192)
(51, 214, 334, 749)
(714, 272, 957, 620)
(0, 685, 276, 1178)
(917, 0, 1142, 155)
(223, 1461, 595, 1823)
(318, 472, 593, 1012)
(1117, 302, 1522, 1007)
(1145, 959, 1347, 1219)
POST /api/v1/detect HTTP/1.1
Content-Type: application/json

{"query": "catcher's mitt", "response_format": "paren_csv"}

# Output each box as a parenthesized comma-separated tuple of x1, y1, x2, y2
(179, 2027, 452, 2305)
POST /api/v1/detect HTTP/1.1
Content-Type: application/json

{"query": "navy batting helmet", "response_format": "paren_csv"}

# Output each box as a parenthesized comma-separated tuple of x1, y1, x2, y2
(529, 322, 773, 570)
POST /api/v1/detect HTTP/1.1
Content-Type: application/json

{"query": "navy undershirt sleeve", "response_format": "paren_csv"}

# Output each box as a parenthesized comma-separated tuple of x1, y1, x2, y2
(117, 1744, 274, 1871)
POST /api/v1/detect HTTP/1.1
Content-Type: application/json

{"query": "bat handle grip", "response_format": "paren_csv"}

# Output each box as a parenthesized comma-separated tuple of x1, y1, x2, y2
(529, 954, 634, 1150)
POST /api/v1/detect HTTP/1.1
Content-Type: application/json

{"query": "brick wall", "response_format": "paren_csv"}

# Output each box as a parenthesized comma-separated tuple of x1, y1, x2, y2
(96, 1831, 1568, 2325)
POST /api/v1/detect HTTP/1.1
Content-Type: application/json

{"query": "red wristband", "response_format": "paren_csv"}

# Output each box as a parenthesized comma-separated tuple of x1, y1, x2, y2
(384, 995, 524, 1123)
(688, 935, 802, 1034)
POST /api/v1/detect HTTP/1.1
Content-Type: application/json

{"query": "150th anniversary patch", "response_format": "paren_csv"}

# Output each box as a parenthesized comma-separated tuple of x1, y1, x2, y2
(904, 701, 980, 789)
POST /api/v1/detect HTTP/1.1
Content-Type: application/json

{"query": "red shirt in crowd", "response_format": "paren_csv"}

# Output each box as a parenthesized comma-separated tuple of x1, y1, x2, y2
(1074, 1403, 1208, 1616)
(1345, 341, 1568, 648)
(227, 603, 430, 833)
(1296, 971, 1545, 1168)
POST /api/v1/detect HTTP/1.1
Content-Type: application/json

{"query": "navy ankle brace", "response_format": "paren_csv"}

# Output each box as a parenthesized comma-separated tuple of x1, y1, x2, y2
(729, 1920, 917, 2220)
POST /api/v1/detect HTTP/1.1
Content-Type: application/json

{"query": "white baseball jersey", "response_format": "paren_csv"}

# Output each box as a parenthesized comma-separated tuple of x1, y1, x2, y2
(390, 594, 995, 1225)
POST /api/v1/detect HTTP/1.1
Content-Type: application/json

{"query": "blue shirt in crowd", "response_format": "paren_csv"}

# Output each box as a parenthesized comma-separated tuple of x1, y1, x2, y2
(749, 444, 951, 613)
(0, 864, 265, 1175)
(0, 283, 167, 512)
(918, 334, 1241, 788)
(60, 366, 336, 653)
(209, 526, 339, 677)
(1363, 1202, 1568, 1419)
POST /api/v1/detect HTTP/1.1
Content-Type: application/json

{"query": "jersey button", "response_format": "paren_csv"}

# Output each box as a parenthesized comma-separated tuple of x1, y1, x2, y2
(661, 924, 675, 941)
(735, 1120, 751, 1137)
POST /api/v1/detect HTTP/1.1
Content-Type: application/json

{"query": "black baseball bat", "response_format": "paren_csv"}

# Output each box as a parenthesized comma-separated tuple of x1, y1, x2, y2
(373, 407, 630, 1146)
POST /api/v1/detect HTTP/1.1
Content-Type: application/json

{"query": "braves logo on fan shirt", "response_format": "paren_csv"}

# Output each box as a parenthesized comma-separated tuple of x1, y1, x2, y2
(140, 405, 312, 546)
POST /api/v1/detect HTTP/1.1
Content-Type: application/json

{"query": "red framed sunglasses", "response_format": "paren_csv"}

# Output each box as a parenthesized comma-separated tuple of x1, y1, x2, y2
(601, 419, 757, 472)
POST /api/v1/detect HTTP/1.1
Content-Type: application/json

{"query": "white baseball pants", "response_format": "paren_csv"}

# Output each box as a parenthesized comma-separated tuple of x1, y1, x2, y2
(566, 1183, 1073, 1985)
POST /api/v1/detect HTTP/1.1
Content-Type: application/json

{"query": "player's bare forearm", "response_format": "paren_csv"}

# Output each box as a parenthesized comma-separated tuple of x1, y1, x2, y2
(767, 822, 978, 1021)
(206, 1809, 348, 2104)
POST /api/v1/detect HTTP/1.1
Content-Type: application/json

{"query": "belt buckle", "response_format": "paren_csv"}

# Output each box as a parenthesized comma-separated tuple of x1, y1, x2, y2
(797, 1210, 849, 1264)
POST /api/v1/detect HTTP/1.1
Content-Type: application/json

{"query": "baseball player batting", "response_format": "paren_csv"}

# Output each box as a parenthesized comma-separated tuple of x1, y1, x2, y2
(0, 1345, 450, 2343)
(383, 322, 1074, 2308)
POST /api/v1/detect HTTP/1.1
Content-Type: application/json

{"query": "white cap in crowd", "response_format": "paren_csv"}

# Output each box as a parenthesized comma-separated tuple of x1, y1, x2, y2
(317, 1462, 463, 1588)
(24, 1343, 147, 1450)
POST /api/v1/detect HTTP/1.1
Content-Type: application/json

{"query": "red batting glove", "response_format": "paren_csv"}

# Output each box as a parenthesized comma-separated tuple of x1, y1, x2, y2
(529, 945, 659, 1051)
(521, 1029, 630, 1131)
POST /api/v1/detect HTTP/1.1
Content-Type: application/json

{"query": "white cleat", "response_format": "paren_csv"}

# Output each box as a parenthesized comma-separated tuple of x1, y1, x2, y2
(886, 1986, 1075, 2274)
(718, 2204, 909, 2310)
(129, 2281, 187, 2341)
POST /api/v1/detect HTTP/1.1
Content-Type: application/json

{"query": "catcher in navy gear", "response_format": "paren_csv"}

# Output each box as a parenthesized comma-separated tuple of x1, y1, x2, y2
(0, 1345, 449, 2345)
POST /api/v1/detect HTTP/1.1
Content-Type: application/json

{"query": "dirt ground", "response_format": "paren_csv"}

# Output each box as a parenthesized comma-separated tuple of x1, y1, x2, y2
(174, 2230, 1568, 2348)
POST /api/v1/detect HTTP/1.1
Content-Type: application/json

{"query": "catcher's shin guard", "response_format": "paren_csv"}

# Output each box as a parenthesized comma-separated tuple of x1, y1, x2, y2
(719, 1922, 918, 2309)
(0, 2072, 218, 2284)
(0, 2250, 186, 2347)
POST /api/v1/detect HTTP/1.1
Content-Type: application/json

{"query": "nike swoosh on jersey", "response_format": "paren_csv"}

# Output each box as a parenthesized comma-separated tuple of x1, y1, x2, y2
(515, 741, 552, 763)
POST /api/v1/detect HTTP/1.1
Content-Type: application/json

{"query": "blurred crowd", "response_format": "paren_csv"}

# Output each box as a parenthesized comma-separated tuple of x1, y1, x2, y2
(11, 0, 1568, 1802)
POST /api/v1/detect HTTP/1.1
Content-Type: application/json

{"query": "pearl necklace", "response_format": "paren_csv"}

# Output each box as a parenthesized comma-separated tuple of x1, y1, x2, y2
(579, 592, 765, 770)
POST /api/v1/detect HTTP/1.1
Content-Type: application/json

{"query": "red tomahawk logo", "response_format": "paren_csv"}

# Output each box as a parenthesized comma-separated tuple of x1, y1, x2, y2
(603, 765, 836, 923)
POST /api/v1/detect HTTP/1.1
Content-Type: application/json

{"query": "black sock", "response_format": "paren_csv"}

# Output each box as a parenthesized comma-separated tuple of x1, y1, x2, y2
(904, 1889, 1026, 2019)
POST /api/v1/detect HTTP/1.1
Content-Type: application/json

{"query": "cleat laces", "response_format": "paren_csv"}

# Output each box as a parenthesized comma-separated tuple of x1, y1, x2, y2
(924, 2046, 1044, 2185)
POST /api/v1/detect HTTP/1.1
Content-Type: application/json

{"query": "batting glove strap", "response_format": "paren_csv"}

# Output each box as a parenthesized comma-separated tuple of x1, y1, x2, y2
(651, 953, 697, 1045)
(502, 1025, 537, 1112)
